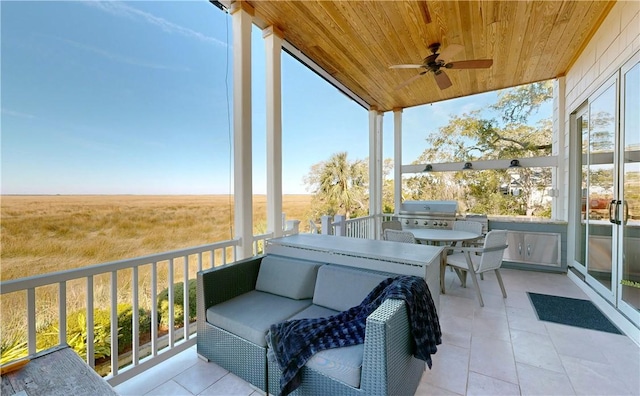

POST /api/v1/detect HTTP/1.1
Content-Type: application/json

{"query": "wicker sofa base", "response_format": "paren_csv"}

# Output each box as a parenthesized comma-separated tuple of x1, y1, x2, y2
(197, 321, 267, 391)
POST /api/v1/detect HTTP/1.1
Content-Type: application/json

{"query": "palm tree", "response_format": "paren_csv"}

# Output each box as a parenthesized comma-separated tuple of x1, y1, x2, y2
(307, 152, 367, 219)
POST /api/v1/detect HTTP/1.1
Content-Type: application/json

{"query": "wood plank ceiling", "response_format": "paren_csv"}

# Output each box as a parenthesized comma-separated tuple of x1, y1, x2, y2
(241, 1, 615, 112)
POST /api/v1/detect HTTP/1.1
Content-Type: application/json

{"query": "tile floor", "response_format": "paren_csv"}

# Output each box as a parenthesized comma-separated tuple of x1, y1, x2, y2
(114, 268, 639, 396)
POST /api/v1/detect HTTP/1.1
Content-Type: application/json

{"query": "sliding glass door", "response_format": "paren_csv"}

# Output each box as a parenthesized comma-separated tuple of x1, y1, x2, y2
(576, 79, 617, 301)
(574, 52, 639, 324)
(619, 54, 639, 321)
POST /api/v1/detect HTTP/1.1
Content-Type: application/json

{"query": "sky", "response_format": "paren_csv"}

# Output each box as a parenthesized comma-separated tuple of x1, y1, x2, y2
(1, 1, 541, 195)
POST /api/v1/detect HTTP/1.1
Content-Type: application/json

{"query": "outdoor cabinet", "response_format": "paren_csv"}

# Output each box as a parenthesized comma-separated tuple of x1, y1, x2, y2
(503, 231, 561, 267)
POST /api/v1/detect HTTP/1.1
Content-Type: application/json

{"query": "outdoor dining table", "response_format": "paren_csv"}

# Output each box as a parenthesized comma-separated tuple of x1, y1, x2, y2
(409, 228, 481, 245)
(408, 228, 482, 293)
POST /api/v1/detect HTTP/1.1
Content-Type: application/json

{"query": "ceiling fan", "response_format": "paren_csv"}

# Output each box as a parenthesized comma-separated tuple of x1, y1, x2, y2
(389, 43, 493, 90)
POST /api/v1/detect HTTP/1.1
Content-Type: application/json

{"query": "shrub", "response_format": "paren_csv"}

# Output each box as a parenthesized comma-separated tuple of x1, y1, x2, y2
(0, 339, 28, 365)
(116, 304, 152, 353)
(157, 279, 197, 328)
(36, 303, 151, 359)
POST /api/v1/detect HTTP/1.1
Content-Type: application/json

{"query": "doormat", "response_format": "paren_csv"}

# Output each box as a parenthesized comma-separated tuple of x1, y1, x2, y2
(527, 292, 622, 335)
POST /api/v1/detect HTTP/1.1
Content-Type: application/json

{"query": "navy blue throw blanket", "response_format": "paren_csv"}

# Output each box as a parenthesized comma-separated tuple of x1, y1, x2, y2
(266, 275, 441, 396)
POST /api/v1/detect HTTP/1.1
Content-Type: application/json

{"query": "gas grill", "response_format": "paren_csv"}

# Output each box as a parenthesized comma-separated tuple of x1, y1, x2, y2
(396, 200, 459, 230)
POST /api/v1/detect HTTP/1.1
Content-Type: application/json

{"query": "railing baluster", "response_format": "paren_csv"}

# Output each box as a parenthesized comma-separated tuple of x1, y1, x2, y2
(132, 266, 139, 366)
(59, 281, 67, 345)
(151, 262, 158, 357)
(197, 252, 203, 272)
(110, 270, 118, 376)
(168, 259, 175, 349)
(183, 255, 189, 341)
(27, 288, 36, 355)
(87, 276, 95, 368)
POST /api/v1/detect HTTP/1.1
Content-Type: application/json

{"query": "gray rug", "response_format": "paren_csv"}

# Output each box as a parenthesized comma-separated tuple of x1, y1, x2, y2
(527, 292, 622, 334)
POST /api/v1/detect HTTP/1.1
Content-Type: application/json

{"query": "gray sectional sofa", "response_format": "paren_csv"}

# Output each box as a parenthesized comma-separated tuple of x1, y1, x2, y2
(196, 253, 430, 395)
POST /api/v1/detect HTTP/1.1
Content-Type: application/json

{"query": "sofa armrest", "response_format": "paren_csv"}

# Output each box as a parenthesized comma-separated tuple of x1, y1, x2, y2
(197, 255, 264, 318)
(361, 299, 423, 395)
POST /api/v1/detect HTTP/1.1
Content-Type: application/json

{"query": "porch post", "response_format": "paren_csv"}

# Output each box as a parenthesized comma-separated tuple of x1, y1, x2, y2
(369, 108, 382, 237)
(231, 1, 254, 259)
(552, 77, 566, 220)
(393, 108, 403, 215)
(264, 26, 284, 237)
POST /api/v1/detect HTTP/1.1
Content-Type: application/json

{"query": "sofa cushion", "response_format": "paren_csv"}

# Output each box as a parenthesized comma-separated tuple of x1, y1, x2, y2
(307, 345, 364, 388)
(287, 304, 339, 321)
(206, 290, 311, 346)
(312, 265, 391, 312)
(283, 303, 362, 388)
(255, 255, 323, 300)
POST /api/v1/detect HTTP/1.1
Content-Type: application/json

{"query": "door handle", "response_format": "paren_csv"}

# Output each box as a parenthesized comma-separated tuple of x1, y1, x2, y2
(623, 200, 629, 225)
(609, 200, 617, 224)
(615, 200, 622, 225)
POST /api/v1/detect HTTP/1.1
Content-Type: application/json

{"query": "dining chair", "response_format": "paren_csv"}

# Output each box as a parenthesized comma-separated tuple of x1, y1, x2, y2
(451, 220, 485, 277)
(383, 229, 417, 244)
(444, 230, 508, 307)
(452, 220, 483, 236)
(381, 220, 403, 239)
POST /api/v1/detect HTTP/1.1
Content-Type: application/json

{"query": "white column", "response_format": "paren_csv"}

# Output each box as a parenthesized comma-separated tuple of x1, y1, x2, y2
(375, 112, 383, 216)
(231, 1, 254, 259)
(393, 108, 403, 214)
(368, 109, 379, 217)
(264, 26, 284, 237)
(553, 77, 566, 221)
(369, 108, 383, 238)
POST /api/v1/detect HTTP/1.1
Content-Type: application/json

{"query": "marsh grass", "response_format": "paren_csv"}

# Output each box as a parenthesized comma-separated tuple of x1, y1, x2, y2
(0, 195, 313, 351)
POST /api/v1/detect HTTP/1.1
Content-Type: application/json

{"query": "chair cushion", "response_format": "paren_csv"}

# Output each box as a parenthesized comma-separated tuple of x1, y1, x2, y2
(206, 290, 311, 346)
(313, 265, 390, 311)
(255, 255, 323, 299)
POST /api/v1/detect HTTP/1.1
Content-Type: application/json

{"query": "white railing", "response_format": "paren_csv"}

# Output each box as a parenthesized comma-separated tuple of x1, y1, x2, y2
(319, 213, 394, 239)
(251, 220, 301, 255)
(1, 239, 240, 385)
(343, 215, 376, 239)
(1, 217, 303, 385)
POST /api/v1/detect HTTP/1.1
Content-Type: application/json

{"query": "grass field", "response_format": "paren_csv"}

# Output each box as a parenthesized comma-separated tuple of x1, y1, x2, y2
(1, 194, 314, 281)
(0, 194, 314, 349)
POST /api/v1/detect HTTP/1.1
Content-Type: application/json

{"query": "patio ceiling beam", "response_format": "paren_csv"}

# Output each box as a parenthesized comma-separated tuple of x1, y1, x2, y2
(402, 156, 559, 174)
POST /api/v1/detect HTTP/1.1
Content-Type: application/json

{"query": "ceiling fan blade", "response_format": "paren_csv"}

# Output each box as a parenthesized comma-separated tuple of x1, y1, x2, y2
(434, 70, 452, 90)
(447, 59, 493, 69)
(395, 73, 424, 90)
(435, 44, 464, 63)
(389, 64, 423, 69)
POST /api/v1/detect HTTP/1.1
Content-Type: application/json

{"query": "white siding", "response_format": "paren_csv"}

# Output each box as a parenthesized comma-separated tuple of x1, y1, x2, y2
(558, 1, 640, 220)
